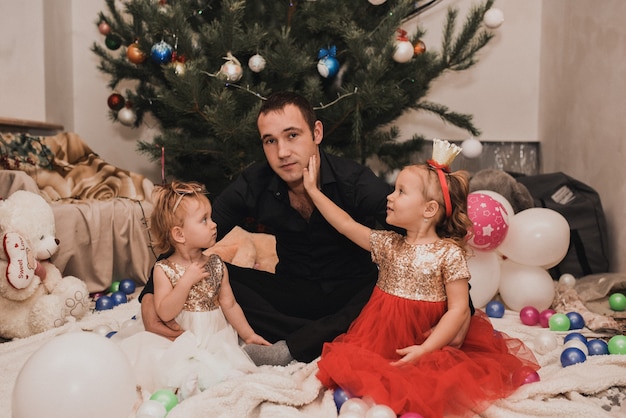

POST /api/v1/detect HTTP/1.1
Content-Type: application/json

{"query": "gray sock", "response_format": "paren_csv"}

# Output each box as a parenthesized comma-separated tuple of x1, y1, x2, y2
(243, 340, 294, 366)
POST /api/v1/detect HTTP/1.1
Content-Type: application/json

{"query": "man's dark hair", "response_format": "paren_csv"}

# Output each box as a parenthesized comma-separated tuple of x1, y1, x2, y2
(259, 91, 317, 133)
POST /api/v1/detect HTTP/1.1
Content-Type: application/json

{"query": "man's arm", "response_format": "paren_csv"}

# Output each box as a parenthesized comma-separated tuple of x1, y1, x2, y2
(140, 293, 183, 340)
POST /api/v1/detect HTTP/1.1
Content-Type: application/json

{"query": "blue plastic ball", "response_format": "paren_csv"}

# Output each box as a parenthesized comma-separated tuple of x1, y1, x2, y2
(119, 278, 136, 295)
(95, 295, 114, 311)
(333, 388, 351, 411)
(151, 41, 173, 64)
(564, 332, 587, 345)
(587, 339, 609, 356)
(485, 300, 505, 318)
(566, 311, 585, 330)
(111, 291, 128, 306)
(105, 331, 118, 338)
(560, 347, 586, 367)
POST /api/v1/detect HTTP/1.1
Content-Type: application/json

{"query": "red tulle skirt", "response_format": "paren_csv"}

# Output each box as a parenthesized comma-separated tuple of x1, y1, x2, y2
(316, 287, 539, 417)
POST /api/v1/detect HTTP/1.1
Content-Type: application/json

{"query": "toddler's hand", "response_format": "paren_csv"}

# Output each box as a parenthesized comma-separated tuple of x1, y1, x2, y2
(183, 261, 210, 285)
(390, 344, 428, 366)
(245, 334, 272, 346)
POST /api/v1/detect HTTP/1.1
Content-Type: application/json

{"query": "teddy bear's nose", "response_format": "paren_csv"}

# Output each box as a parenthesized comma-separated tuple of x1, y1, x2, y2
(55, 238, 60, 245)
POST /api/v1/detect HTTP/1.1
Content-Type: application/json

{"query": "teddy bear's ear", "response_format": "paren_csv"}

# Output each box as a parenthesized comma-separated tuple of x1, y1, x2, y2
(3, 232, 36, 290)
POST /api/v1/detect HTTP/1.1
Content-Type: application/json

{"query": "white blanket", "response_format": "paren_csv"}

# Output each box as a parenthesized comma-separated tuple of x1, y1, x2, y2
(2, 300, 626, 418)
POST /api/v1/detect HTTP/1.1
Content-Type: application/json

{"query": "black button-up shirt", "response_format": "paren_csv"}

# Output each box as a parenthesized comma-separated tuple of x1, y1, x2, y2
(212, 150, 394, 292)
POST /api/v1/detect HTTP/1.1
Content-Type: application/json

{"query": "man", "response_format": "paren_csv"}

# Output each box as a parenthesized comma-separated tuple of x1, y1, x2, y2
(140, 91, 472, 365)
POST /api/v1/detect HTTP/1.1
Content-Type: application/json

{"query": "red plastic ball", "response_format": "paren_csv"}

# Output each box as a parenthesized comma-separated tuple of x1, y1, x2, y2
(519, 306, 540, 326)
(539, 309, 556, 328)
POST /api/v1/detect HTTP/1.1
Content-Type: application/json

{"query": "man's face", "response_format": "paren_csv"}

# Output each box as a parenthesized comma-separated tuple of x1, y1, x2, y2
(257, 104, 323, 187)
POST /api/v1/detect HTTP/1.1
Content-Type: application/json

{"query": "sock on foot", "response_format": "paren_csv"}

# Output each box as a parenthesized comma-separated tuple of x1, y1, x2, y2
(243, 340, 294, 366)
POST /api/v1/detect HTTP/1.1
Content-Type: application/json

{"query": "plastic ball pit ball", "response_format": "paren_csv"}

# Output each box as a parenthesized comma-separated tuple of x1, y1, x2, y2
(560, 347, 586, 367)
(119, 278, 137, 295)
(564, 332, 587, 345)
(519, 306, 540, 326)
(608, 335, 626, 355)
(548, 313, 570, 331)
(587, 339, 609, 356)
(485, 300, 505, 318)
(539, 309, 556, 328)
(565, 312, 585, 330)
(609, 293, 626, 311)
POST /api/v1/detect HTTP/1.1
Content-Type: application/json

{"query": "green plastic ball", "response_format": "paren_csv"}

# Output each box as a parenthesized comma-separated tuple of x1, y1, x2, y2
(150, 388, 178, 412)
(608, 335, 626, 355)
(548, 313, 570, 331)
(609, 293, 626, 311)
(110, 280, 120, 293)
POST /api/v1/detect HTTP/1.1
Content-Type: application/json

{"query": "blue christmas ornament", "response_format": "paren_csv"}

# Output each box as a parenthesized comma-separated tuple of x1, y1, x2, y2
(151, 41, 173, 64)
(317, 46, 339, 78)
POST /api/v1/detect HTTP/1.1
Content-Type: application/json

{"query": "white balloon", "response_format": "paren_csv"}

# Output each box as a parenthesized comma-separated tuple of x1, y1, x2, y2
(498, 208, 570, 268)
(467, 249, 501, 309)
(461, 137, 483, 159)
(12, 331, 136, 418)
(366, 404, 397, 418)
(498, 260, 555, 312)
(136, 400, 168, 418)
(532, 332, 559, 355)
(368, 0, 387, 5)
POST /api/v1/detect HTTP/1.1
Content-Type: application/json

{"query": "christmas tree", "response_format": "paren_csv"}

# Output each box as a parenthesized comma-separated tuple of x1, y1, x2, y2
(93, 0, 496, 193)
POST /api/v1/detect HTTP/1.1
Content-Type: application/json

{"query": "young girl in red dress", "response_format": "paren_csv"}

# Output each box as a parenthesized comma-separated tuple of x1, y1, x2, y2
(302, 140, 539, 417)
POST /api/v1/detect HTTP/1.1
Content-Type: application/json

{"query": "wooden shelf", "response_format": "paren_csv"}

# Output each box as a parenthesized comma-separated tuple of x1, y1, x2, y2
(0, 117, 64, 134)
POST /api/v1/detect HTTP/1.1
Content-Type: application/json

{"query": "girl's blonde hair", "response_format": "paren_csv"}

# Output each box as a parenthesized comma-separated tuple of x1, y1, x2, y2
(149, 180, 208, 255)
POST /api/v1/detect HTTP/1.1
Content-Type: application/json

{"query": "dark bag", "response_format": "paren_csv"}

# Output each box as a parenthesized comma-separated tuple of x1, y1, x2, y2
(516, 172, 610, 279)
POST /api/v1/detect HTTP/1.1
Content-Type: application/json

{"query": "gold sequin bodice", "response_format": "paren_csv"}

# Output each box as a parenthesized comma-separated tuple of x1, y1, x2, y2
(370, 230, 470, 302)
(156, 253, 225, 312)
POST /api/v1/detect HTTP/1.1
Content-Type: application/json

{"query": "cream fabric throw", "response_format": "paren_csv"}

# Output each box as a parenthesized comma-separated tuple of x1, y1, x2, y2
(2, 300, 626, 418)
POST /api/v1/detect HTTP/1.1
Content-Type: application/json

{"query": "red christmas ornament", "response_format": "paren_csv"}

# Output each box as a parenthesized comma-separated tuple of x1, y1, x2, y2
(107, 93, 125, 111)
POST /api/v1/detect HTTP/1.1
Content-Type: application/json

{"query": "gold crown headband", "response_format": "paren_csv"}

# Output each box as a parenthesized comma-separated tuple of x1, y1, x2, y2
(426, 139, 462, 217)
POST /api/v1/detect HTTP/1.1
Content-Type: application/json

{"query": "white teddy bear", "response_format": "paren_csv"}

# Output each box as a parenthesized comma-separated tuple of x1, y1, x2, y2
(0, 190, 91, 339)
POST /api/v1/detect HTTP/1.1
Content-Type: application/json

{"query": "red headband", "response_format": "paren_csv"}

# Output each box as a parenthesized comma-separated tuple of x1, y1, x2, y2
(427, 159, 452, 218)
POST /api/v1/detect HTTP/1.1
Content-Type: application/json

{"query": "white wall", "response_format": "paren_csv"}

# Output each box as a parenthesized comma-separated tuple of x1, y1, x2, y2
(540, 0, 626, 272)
(398, 0, 542, 142)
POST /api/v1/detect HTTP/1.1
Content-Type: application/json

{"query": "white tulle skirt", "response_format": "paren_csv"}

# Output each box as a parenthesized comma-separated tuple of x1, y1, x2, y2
(117, 307, 255, 398)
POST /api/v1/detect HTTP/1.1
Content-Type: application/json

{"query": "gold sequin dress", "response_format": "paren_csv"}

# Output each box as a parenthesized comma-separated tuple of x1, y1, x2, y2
(119, 254, 255, 398)
(316, 230, 539, 417)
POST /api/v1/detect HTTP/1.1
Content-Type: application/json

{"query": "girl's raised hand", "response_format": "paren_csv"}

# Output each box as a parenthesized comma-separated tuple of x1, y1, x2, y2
(302, 155, 318, 193)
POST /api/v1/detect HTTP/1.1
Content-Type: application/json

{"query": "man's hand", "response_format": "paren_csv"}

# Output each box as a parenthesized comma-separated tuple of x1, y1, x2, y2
(141, 293, 183, 340)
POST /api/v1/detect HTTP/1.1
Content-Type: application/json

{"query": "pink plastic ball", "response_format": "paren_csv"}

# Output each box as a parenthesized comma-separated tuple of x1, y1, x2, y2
(519, 306, 540, 326)
(400, 413, 424, 418)
(539, 309, 556, 328)
(467, 193, 509, 250)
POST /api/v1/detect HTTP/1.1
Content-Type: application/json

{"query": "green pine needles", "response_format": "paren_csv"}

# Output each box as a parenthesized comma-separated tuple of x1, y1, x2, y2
(92, 0, 495, 193)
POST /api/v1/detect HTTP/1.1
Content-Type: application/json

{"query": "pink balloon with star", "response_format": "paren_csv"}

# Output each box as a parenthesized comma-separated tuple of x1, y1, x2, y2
(467, 192, 509, 250)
